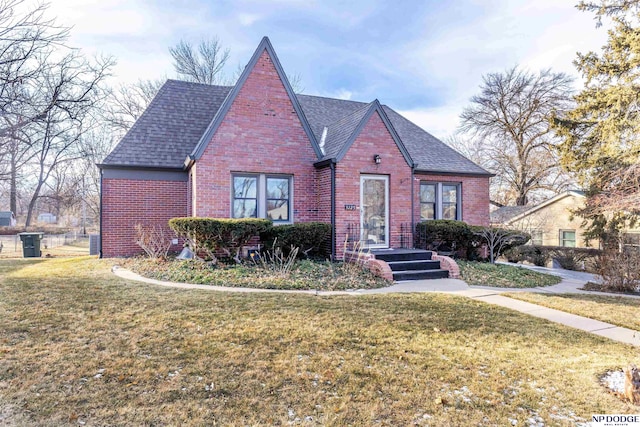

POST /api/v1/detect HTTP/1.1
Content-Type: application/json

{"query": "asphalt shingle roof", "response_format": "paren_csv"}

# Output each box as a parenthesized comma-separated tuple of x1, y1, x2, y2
(101, 80, 491, 176)
(102, 80, 231, 169)
(490, 206, 532, 224)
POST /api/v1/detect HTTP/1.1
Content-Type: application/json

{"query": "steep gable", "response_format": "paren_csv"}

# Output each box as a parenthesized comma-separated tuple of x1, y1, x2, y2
(333, 100, 413, 167)
(187, 37, 321, 166)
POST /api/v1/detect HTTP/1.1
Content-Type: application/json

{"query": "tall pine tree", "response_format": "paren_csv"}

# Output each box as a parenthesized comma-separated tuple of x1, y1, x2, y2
(554, 1, 640, 239)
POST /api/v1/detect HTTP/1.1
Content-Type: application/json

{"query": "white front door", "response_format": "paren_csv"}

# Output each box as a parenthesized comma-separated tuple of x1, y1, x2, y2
(360, 175, 389, 248)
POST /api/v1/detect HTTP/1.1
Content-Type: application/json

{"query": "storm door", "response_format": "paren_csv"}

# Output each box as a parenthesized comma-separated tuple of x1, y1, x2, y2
(360, 175, 389, 248)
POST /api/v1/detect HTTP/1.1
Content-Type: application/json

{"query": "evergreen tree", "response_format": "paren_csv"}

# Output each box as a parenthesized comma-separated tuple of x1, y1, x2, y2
(553, 1, 640, 238)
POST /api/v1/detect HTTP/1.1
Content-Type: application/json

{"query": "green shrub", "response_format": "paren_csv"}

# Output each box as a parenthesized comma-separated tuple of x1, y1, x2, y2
(547, 246, 601, 271)
(472, 226, 530, 263)
(260, 222, 331, 259)
(415, 220, 481, 259)
(503, 245, 601, 270)
(504, 245, 549, 266)
(169, 217, 271, 262)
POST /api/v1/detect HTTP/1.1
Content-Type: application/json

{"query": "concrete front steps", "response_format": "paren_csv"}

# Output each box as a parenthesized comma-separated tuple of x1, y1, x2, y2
(370, 249, 449, 281)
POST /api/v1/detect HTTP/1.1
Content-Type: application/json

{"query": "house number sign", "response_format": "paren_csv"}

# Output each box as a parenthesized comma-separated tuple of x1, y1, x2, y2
(344, 204, 357, 211)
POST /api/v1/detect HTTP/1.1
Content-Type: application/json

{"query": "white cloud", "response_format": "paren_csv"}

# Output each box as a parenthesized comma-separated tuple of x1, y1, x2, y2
(321, 89, 353, 100)
(238, 13, 261, 26)
(396, 105, 462, 141)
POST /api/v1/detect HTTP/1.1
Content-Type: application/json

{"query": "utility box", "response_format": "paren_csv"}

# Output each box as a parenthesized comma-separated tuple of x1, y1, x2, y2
(19, 232, 43, 258)
(89, 234, 100, 256)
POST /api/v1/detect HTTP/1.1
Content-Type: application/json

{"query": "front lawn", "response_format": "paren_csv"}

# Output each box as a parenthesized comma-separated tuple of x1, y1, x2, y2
(0, 257, 637, 425)
(123, 257, 389, 290)
(505, 292, 640, 331)
(458, 260, 562, 288)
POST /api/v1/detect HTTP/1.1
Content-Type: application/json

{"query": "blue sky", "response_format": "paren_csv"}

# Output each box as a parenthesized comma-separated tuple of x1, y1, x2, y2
(50, 0, 608, 139)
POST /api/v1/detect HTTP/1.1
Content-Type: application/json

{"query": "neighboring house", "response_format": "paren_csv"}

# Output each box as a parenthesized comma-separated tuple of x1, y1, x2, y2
(98, 37, 491, 258)
(37, 213, 57, 224)
(491, 190, 592, 248)
(0, 211, 16, 227)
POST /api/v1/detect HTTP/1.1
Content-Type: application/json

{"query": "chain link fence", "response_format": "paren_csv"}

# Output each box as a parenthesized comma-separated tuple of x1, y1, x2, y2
(0, 232, 91, 258)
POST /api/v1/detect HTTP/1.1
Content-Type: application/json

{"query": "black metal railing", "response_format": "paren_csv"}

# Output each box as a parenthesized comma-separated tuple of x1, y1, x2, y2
(399, 222, 413, 249)
(344, 222, 360, 251)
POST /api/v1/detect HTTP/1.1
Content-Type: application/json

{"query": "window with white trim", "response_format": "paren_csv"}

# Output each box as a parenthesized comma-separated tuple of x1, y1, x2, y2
(232, 174, 292, 222)
(560, 230, 576, 247)
(531, 230, 543, 246)
(420, 181, 461, 221)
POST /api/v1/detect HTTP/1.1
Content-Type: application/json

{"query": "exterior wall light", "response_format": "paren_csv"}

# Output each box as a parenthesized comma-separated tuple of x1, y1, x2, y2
(373, 154, 381, 164)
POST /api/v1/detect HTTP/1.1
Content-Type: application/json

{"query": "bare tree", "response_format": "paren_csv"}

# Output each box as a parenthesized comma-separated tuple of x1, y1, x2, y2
(21, 51, 113, 226)
(104, 78, 164, 136)
(475, 227, 529, 263)
(169, 37, 230, 85)
(459, 67, 575, 206)
(0, 0, 70, 138)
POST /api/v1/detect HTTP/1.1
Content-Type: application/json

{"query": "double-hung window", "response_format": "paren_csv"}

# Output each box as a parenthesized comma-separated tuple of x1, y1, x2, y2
(559, 230, 576, 247)
(531, 230, 544, 246)
(233, 176, 258, 218)
(419, 183, 436, 220)
(420, 181, 461, 221)
(232, 174, 292, 223)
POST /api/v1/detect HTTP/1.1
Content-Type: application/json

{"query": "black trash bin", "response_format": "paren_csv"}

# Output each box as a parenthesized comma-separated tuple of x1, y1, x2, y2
(19, 232, 44, 257)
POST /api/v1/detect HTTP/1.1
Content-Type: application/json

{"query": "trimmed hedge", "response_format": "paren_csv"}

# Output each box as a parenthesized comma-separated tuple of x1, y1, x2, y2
(169, 217, 271, 261)
(504, 245, 602, 271)
(415, 220, 482, 259)
(260, 222, 331, 259)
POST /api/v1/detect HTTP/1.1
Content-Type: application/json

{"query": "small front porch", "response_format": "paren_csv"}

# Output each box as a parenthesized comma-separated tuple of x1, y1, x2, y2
(342, 221, 459, 281)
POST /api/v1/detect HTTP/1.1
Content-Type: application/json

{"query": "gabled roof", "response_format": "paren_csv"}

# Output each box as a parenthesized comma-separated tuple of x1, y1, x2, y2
(101, 80, 231, 169)
(297, 94, 489, 175)
(490, 206, 531, 224)
(381, 107, 490, 175)
(319, 100, 412, 166)
(100, 37, 492, 177)
(320, 101, 372, 159)
(491, 190, 586, 225)
(187, 36, 322, 165)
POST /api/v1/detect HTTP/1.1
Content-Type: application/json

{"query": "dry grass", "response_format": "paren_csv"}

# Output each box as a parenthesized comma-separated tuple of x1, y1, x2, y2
(505, 292, 640, 332)
(458, 261, 562, 288)
(0, 238, 89, 258)
(0, 257, 638, 426)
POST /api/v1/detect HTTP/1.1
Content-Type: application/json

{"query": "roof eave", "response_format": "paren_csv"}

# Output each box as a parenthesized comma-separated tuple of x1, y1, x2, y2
(97, 163, 185, 172)
(414, 168, 495, 177)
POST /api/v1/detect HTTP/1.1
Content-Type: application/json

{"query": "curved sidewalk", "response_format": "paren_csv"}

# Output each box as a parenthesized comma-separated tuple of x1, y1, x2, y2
(113, 266, 640, 347)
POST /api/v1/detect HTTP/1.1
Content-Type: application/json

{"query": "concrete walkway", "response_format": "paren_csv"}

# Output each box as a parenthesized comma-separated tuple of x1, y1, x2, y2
(112, 265, 640, 347)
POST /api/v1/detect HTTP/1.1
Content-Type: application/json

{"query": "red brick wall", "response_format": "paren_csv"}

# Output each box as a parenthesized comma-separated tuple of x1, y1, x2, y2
(101, 178, 187, 257)
(193, 49, 319, 221)
(315, 166, 332, 224)
(413, 172, 490, 226)
(335, 111, 413, 257)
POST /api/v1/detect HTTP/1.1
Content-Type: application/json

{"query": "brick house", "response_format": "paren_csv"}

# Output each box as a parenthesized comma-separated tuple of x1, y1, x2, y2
(99, 37, 491, 258)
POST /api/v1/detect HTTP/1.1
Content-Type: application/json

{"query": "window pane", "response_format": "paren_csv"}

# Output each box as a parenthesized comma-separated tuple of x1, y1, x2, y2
(234, 176, 256, 198)
(267, 200, 289, 221)
(442, 185, 457, 203)
(420, 183, 435, 203)
(267, 178, 289, 199)
(531, 231, 543, 245)
(233, 199, 257, 218)
(561, 231, 576, 247)
(420, 203, 435, 221)
(442, 203, 457, 220)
